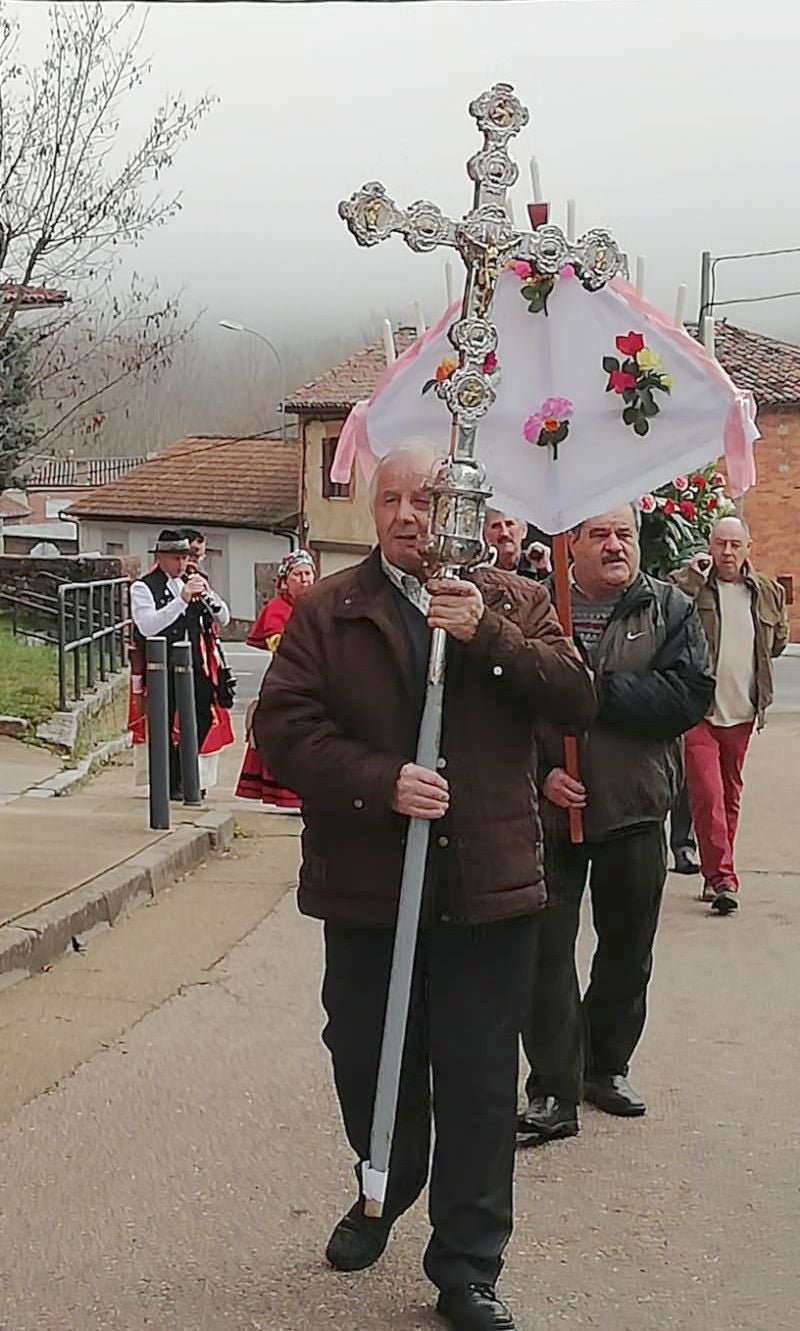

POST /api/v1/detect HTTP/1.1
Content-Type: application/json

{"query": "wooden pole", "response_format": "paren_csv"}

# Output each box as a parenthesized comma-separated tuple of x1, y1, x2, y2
(551, 533, 584, 845)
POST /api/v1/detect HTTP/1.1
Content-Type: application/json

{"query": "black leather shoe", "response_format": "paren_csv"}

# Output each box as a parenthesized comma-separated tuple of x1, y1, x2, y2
(584, 1074, 646, 1117)
(325, 1204, 392, 1272)
(673, 847, 700, 875)
(437, 1284, 516, 1330)
(516, 1095, 579, 1147)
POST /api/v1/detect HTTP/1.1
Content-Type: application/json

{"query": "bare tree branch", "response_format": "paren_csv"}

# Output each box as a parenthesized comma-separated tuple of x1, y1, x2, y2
(0, 1, 215, 470)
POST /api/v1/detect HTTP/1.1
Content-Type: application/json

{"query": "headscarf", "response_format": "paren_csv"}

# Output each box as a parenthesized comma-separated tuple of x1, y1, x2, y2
(276, 548, 315, 589)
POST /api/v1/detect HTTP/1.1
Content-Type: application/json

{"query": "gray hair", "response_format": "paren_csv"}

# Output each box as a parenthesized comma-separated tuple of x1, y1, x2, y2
(711, 514, 750, 539)
(367, 440, 442, 513)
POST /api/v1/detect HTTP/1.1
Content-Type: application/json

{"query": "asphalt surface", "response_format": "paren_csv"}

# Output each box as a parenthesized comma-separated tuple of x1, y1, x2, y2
(226, 641, 800, 712)
(1, 719, 799, 1330)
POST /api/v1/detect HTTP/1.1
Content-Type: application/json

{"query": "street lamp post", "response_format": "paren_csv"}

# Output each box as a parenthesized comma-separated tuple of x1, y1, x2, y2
(219, 319, 287, 444)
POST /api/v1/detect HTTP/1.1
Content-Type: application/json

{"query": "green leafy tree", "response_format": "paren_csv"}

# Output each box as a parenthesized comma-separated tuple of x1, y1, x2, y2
(0, 326, 38, 490)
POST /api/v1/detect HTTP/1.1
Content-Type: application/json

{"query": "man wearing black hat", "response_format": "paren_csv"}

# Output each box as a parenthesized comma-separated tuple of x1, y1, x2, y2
(130, 529, 230, 797)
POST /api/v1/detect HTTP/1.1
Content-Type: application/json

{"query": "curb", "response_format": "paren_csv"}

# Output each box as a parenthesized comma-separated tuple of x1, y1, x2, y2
(0, 808, 235, 991)
(26, 733, 132, 800)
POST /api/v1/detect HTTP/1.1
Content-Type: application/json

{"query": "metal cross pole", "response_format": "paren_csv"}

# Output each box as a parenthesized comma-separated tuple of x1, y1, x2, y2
(339, 82, 626, 1217)
(173, 640, 203, 808)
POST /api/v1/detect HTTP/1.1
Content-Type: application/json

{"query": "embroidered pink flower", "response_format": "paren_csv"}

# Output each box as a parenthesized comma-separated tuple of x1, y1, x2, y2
(712, 471, 726, 488)
(482, 351, 498, 374)
(609, 370, 637, 394)
(559, 264, 576, 280)
(511, 260, 533, 280)
(673, 475, 689, 492)
(639, 494, 657, 513)
(523, 413, 544, 442)
(541, 396, 573, 418)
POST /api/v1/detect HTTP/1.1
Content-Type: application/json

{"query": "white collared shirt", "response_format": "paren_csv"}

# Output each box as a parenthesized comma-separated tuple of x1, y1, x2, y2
(380, 552, 431, 616)
(130, 576, 230, 638)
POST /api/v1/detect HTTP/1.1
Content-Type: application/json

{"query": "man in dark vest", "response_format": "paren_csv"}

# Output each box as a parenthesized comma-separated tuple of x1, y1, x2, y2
(130, 529, 230, 797)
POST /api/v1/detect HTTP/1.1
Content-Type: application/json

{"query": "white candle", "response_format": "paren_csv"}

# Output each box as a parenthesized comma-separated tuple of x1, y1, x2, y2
(702, 315, 715, 358)
(566, 198, 576, 242)
(382, 317, 397, 365)
(529, 156, 543, 204)
(635, 255, 646, 297)
(505, 195, 515, 225)
(413, 300, 426, 336)
(674, 283, 688, 326)
(444, 261, 455, 309)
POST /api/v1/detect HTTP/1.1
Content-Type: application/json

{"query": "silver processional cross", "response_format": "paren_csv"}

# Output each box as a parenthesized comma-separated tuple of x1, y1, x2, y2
(339, 82, 625, 1217)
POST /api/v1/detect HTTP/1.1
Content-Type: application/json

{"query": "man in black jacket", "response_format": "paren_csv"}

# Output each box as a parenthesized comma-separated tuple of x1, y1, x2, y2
(518, 504, 714, 1146)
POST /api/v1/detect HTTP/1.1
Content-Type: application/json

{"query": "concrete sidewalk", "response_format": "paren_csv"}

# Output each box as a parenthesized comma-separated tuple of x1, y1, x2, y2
(0, 716, 279, 986)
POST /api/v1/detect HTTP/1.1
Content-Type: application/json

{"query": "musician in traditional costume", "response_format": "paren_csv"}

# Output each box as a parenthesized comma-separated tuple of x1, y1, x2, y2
(235, 550, 315, 811)
(129, 530, 233, 798)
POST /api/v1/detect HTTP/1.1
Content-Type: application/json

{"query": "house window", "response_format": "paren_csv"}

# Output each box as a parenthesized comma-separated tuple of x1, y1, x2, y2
(105, 541, 125, 556)
(322, 437, 351, 500)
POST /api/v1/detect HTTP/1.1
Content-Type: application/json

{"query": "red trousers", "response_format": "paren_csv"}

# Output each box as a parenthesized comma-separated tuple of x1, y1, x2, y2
(683, 719, 754, 892)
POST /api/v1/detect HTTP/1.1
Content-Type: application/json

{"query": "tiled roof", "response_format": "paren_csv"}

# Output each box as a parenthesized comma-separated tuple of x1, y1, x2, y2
(285, 327, 418, 411)
(26, 457, 147, 488)
(287, 320, 800, 415)
(699, 322, 800, 407)
(1, 283, 70, 309)
(68, 436, 300, 529)
(0, 493, 32, 519)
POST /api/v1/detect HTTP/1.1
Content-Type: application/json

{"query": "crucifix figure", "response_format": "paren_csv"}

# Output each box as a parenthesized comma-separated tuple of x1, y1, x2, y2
(338, 83, 625, 1222)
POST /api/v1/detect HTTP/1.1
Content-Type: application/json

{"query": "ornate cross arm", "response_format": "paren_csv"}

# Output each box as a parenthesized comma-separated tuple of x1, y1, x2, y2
(339, 181, 625, 295)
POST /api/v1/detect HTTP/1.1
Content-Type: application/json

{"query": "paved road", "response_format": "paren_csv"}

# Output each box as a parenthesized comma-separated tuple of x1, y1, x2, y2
(1, 719, 799, 1331)
(227, 641, 800, 712)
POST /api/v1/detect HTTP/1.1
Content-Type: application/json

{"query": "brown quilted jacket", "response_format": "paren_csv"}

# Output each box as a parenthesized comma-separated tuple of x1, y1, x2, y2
(253, 549, 596, 927)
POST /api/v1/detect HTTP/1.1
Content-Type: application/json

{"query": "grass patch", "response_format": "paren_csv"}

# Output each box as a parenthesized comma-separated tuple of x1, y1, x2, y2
(0, 623, 59, 723)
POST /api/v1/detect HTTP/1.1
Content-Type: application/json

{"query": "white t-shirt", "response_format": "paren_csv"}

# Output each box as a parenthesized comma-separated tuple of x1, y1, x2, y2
(709, 580, 756, 727)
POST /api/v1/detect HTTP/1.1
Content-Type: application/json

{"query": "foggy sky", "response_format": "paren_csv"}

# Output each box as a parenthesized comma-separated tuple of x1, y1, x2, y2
(10, 0, 800, 370)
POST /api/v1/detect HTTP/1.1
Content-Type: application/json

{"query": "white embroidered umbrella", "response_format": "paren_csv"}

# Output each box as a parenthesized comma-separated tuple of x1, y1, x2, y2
(333, 269, 759, 531)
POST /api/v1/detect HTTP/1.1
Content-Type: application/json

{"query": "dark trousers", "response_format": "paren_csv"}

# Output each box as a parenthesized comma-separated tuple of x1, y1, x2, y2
(669, 780, 696, 855)
(523, 824, 666, 1105)
(322, 915, 539, 1291)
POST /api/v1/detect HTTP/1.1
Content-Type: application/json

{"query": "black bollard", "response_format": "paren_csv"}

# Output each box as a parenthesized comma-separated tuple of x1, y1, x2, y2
(146, 637, 171, 830)
(173, 640, 202, 807)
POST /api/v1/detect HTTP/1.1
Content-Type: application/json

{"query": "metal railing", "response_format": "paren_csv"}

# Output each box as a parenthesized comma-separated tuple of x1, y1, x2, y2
(57, 578, 131, 710)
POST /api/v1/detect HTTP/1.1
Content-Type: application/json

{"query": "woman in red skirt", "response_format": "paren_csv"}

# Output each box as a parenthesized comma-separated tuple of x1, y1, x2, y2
(235, 550, 316, 811)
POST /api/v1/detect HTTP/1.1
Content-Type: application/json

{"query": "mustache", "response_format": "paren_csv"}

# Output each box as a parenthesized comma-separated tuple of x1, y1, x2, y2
(601, 553, 628, 565)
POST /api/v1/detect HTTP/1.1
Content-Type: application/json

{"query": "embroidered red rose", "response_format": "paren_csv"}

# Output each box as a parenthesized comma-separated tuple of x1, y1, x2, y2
(707, 495, 718, 511)
(662, 497, 676, 516)
(609, 369, 637, 394)
(615, 331, 645, 357)
(691, 474, 707, 491)
(679, 499, 697, 521)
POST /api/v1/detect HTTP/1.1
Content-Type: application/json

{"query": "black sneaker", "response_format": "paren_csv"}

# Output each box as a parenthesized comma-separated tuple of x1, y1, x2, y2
(437, 1283, 515, 1330)
(516, 1095, 579, 1147)
(710, 888, 739, 915)
(673, 847, 700, 875)
(324, 1203, 392, 1272)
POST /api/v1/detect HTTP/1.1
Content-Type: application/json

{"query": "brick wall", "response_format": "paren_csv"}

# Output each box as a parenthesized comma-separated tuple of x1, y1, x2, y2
(743, 405, 800, 639)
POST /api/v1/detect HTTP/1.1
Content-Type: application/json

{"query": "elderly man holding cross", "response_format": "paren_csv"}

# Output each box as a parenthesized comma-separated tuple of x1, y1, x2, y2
(254, 441, 595, 1331)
